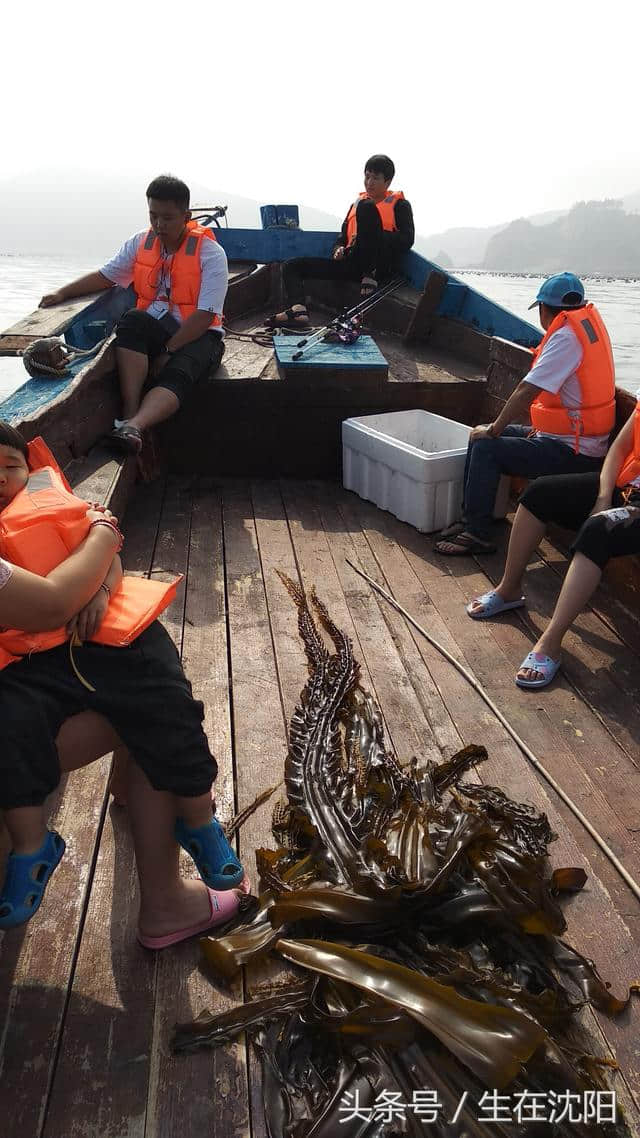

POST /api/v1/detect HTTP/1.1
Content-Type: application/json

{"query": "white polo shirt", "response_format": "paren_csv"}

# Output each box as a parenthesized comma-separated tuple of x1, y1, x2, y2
(525, 325, 609, 457)
(100, 229, 228, 327)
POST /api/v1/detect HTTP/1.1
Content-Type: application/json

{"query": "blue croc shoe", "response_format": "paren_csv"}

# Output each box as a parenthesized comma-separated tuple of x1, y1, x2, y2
(174, 816, 245, 891)
(0, 829, 66, 930)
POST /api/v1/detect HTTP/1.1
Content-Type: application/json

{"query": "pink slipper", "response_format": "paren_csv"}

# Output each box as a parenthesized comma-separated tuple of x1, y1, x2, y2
(137, 878, 251, 950)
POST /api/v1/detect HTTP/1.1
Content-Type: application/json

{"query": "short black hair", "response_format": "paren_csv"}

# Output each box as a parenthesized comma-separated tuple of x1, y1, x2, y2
(145, 174, 190, 211)
(0, 420, 28, 459)
(364, 154, 395, 182)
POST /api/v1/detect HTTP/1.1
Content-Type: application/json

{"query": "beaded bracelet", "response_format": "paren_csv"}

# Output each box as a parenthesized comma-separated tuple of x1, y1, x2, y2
(90, 518, 124, 553)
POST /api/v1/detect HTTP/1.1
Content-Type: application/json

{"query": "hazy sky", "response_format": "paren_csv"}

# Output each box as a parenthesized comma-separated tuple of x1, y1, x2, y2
(2, 0, 639, 236)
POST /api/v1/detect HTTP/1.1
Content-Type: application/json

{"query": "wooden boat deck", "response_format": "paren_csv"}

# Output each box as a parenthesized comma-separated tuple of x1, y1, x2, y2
(1, 476, 640, 1137)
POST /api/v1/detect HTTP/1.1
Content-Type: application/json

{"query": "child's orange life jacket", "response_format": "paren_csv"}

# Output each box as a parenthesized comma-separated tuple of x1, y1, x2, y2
(0, 437, 179, 670)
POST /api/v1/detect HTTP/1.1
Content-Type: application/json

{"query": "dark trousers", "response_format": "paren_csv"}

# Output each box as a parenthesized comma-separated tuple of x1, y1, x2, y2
(282, 199, 400, 306)
(520, 472, 640, 570)
(462, 425, 603, 539)
(114, 309, 224, 406)
(0, 622, 217, 810)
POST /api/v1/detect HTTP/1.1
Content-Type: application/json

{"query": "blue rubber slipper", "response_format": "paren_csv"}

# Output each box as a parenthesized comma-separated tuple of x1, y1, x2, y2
(174, 816, 245, 891)
(0, 829, 66, 930)
(515, 651, 561, 690)
(466, 590, 526, 621)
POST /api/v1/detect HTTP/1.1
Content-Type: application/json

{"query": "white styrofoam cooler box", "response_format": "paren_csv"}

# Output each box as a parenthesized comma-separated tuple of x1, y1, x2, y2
(342, 409, 510, 533)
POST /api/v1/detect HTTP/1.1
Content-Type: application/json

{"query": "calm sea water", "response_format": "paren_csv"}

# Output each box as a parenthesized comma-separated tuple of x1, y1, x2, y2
(0, 255, 95, 401)
(1, 257, 639, 401)
(458, 271, 640, 395)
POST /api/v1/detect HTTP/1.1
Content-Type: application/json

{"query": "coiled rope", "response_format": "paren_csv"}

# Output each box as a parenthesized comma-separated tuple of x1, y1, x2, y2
(22, 336, 109, 379)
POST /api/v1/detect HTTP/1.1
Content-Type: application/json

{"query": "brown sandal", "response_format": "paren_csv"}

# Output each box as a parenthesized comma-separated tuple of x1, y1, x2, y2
(434, 532, 497, 556)
(108, 424, 143, 455)
(265, 307, 310, 330)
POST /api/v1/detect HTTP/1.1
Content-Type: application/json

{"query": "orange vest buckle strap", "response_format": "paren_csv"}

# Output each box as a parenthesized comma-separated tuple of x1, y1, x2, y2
(528, 304, 616, 452)
(345, 191, 405, 249)
(616, 400, 640, 488)
(0, 438, 180, 671)
(132, 220, 222, 329)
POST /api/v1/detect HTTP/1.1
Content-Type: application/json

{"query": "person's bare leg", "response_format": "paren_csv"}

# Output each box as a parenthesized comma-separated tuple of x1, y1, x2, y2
(468, 505, 546, 615)
(55, 713, 242, 934)
(126, 761, 234, 937)
(127, 386, 179, 432)
(115, 346, 150, 420)
(174, 791, 216, 828)
(2, 806, 47, 855)
(2, 712, 122, 857)
(108, 747, 131, 806)
(517, 552, 602, 683)
(56, 711, 130, 804)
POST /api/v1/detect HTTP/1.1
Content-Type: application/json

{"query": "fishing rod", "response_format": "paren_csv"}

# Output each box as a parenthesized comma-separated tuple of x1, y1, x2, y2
(292, 277, 403, 361)
(346, 558, 640, 904)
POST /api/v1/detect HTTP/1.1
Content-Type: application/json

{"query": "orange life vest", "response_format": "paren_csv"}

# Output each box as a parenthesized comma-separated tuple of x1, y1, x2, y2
(133, 220, 222, 329)
(616, 400, 640, 488)
(345, 191, 404, 248)
(528, 304, 615, 451)
(0, 438, 179, 671)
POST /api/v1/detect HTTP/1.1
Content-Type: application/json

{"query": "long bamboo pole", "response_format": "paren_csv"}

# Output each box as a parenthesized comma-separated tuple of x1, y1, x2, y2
(345, 557, 640, 903)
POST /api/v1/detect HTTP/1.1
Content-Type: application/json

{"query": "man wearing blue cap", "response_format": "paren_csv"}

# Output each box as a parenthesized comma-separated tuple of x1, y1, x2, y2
(435, 272, 616, 556)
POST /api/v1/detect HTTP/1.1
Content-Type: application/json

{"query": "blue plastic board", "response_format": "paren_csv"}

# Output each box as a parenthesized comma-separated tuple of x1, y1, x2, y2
(274, 334, 388, 370)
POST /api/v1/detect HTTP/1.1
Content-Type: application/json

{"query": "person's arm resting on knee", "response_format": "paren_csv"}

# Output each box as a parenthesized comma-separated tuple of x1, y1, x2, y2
(472, 321, 582, 441)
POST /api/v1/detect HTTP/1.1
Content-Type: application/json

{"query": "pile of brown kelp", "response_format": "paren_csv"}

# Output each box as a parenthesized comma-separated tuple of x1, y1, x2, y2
(172, 576, 633, 1137)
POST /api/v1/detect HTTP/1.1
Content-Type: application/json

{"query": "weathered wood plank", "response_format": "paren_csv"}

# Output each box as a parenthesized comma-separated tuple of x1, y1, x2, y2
(281, 480, 440, 767)
(344, 489, 640, 1117)
(0, 761, 113, 1138)
(250, 480, 310, 722)
(537, 525, 640, 663)
(477, 531, 640, 796)
(0, 334, 38, 356)
(403, 269, 448, 343)
(2, 294, 103, 338)
(67, 446, 137, 522)
(138, 479, 250, 1138)
(41, 482, 167, 1138)
(219, 339, 274, 380)
(221, 479, 292, 1138)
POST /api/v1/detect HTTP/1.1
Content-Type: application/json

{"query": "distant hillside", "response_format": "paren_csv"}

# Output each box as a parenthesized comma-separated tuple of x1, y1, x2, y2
(483, 199, 640, 276)
(0, 169, 341, 258)
(421, 192, 640, 271)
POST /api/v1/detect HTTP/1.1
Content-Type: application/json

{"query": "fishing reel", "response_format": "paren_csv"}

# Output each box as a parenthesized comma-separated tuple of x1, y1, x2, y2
(325, 313, 362, 346)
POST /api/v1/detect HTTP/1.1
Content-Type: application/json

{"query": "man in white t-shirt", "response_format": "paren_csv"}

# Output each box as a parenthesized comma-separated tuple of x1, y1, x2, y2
(435, 272, 615, 556)
(40, 175, 228, 455)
